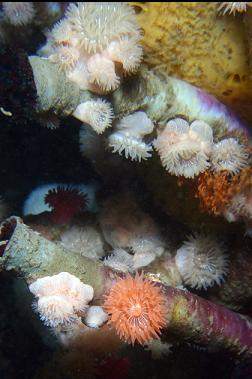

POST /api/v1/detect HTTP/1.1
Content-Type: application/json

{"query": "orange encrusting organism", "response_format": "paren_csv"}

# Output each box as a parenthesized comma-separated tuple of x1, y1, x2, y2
(104, 272, 167, 345)
(195, 166, 252, 216)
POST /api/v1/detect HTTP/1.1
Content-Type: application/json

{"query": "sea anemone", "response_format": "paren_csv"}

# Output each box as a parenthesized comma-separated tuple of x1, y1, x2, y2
(154, 118, 213, 178)
(87, 54, 120, 92)
(65, 2, 140, 54)
(108, 111, 154, 161)
(103, 248, 134, 273)
(218, 2, 250, 15)
(108, 133, 153, 162)
(23, 183, 97, 217)
(175, 233, 229, 290)
(2, 2, 35, 25)
(211, 138, 249, 175)
(104, 272, 167, 345)
(51, 18, 76, 45)
(44, 3, 142, 94)
(106, 35, 143, 72)
(60, 226, 104, 260)
(49, 45, 80, 72)
(73, 99, 114, 134)
(84, 306, 108, 328)
(29, 272, 94, 328)
(34, 295, 77, 328)
(45, 186, 88, 224)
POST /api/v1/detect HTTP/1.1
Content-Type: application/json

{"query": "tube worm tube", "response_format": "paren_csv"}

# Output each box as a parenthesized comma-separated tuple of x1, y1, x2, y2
(112, 67, 252, 140)
(26, 57, 251, 141)
(163, 285, 252, 357)
(0, 217, 106, 296)
(28, 56, 95, 116)
(1, 217, 252, 357)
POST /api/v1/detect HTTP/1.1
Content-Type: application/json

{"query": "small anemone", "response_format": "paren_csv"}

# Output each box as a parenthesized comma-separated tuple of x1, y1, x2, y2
(87, 54, 120, 92)
(103, 248, 134, 273)
(211, 138, 249, 175)
(107, 35, 143, 73)
(108, 132, 153, 162)
(218, 2, 249, 15)
(108, 111, 154, 161)
(84, 306, 108, 328)
(175, 233, 229, 290)
(154, 118, 213, 178)
(45, 186, 88, 224)
(51, 18, 76, 45)
(65, 2, 140, 54)
(49, 46, 80, 72)
(2, 2, 35, 25)
(35, 295, 77, 328)
(29, 272, 94, 328)
(73, 99, 114, 134)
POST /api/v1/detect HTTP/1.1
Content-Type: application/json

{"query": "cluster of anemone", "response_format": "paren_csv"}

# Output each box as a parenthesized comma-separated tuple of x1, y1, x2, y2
(175, 233, 229, 290)
(108, 111, 154, 162)
(43, 2, 142, 95)
(29, 272, 94, 328)
(104, 272, 167, 345)
(218, 2, 251, 15)
(154, 118, 249, 179)
(154, 118, 214, 178)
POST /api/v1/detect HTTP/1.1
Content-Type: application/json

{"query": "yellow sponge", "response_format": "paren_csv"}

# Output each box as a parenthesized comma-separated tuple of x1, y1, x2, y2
(132, 2, 252, 125)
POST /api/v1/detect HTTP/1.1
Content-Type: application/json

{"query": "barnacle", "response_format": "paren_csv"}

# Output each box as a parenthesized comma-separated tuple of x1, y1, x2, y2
(104, 272, 167, 345)
(211, 138, 249, 175)
(65, 2, 140, 53)
(73, 99, 114, 134)
(154, 118, 213, 178)
(2, 2, 35, 25)
(218, 2, 250, 15)
(175, 233, 229, 290)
